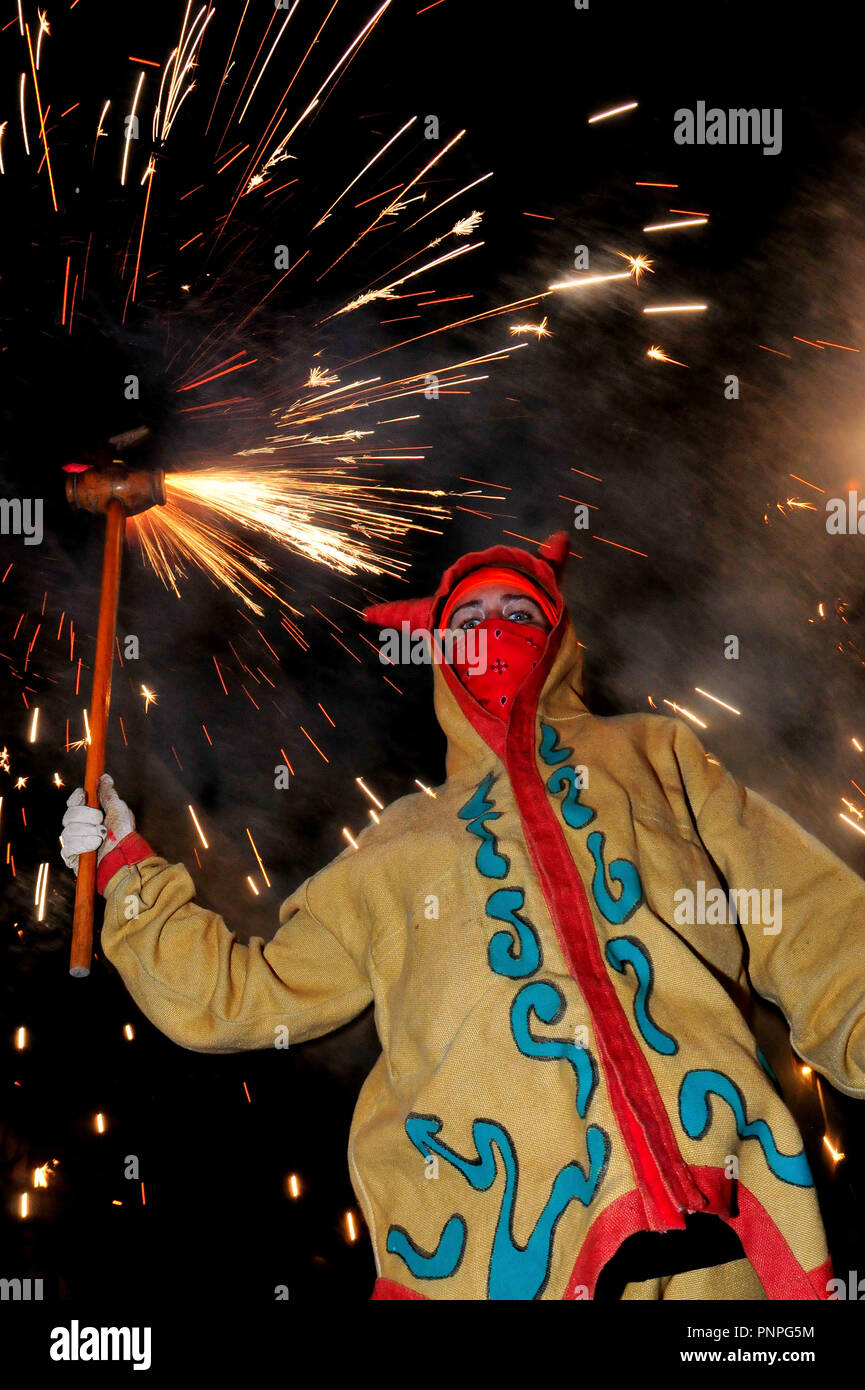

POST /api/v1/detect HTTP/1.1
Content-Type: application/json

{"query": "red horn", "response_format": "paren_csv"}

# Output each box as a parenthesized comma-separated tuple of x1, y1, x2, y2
(537, 531, 570, 578)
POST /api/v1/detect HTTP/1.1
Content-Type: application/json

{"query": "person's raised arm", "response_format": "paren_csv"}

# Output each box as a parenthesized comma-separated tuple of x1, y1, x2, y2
(664, 718, 865, 1098)
(60, 774, 373, 1053)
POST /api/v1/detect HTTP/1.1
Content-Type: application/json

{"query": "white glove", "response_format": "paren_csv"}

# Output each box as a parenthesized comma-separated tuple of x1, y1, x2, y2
(60, 774, 136, 875)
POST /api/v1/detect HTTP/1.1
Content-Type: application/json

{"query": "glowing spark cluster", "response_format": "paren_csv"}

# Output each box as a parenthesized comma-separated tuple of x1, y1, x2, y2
(132, 468, 450, 614)
(647, 345, 688, 367)
(509, 316, 551, 340)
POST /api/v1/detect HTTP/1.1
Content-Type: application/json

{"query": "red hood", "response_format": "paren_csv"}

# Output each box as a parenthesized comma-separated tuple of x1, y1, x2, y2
(361, 531, 570, 633)
(361, 530, 584, 777)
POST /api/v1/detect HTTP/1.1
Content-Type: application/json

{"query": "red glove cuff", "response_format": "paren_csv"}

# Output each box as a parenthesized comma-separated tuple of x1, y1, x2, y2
(97, 832, 156, 895)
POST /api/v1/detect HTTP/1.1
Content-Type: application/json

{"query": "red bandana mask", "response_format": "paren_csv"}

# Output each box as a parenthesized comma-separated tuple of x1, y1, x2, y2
(449, 618, 548, 720)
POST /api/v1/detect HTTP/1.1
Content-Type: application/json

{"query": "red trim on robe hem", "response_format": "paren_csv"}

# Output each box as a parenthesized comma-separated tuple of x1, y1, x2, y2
(371, 1175, 830, 1299)
(370, 1277, 427, 1300)
(563, 1171, 831, 1300)
(563, 1189, 648, 1297)
(97, 832, 155, 895)
(691, 1167, 831, 1301)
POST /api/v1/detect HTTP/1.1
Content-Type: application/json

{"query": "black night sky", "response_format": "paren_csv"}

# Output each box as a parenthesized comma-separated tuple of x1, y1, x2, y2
(2, 0, 865, 1326)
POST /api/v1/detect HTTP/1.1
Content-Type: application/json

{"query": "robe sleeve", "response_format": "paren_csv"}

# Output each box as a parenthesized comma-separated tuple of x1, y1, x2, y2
(668, 717, 865, 1098)
(99, 852, 373, 1053)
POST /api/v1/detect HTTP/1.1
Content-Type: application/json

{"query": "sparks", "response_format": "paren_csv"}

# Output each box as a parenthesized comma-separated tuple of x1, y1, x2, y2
(24, 22, 57, 209)
(120, 71, 146, 186)
(307, 366, 340, 388)
(35, 9, 49, 69)
(509, 316, 551, 340)
(141, 685, 157, 712)
(643, 218, 708, 232)
(588, 101, 638, 123)
(616, 251, 654, 282)
(355, 776, 384, 809)
(781, 497, 818, 512)
(548, 269, 631, 292)
(18, 72, 29, 157)
(188, 804, 209, 849)
(643, 304, 707, 314)
(331, 240, 482, 318)
(245, 826, 271, 887)
(694, 689, 741, 715)
(448, 210, 484, 238)
(312, 115, 418, 229)
(132, 468, 449, 615)
(647, 345, 689, 368)
(662, 699, 707, 729)
(425, 207, 487, 248)
(153, 3, 216, 144)
(247, 1, 393, 190)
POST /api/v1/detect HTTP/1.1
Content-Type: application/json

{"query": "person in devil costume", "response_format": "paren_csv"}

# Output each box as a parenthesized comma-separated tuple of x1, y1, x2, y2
(60, 531, 865, 1300)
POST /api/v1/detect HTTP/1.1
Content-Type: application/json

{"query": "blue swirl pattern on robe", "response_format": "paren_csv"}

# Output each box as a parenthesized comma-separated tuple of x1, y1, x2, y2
(538, 726, 642, 923)
(679, 1069, 814, 1188)
(457, 773, 509, 878)
(605, 937, 678, 1055)
(387, 1114, 610, 1299)
(485, 887, 542, 978)
(540, 723, 596, 826)
(586, 830, 643, 924)
(538, 723, 573, 767)
(546, 766, 596, 829)
(385, 1213, 468, 1281)
(510, 980, 598, 1116)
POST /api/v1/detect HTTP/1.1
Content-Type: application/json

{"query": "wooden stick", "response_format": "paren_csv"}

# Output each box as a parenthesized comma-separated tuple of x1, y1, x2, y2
(69, 500, 126, 977)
